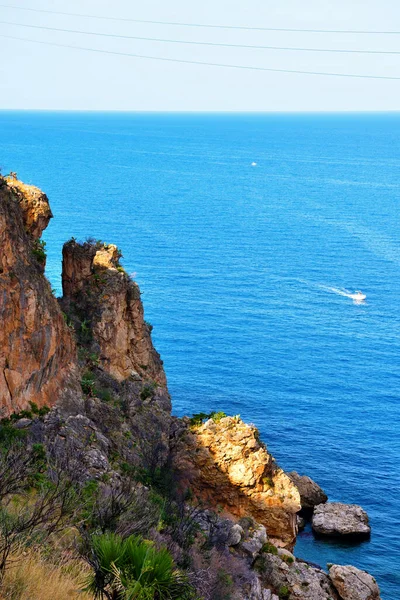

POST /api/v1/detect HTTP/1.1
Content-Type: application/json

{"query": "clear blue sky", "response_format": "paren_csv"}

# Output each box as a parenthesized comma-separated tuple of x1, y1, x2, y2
(1, 0, 400, 111)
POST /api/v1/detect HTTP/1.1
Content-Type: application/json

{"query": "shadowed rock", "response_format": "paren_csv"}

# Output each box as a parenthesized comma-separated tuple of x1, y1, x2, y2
(287, 471, 328, 511)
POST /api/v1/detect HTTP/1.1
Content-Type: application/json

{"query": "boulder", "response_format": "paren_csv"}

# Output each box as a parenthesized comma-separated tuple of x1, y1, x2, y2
(240, 523, 268, 559)
(329, 565, 381, 600)
(287, 471, 327, 510)
(312, 503, 370, 538)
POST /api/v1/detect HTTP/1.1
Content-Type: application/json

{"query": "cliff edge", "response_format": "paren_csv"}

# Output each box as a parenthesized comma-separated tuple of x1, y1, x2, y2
(0, 178, 78, 415)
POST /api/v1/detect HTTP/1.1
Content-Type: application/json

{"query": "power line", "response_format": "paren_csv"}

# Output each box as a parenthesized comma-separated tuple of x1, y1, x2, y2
(2, 19, 400, 55)
(1, 33, 400, 80)
(1, 3, 400, 35)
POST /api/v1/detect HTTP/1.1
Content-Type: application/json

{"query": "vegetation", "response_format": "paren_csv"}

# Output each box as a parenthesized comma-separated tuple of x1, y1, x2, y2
(0, 549, 91, 600)
(81, 371, 98, 397)
(261, 542, 278, 556)
(82, 533, 193, 600)
(278, 585, 290, 600)
(189, 412, 227, 427)
(140, 382, 157, 402)
(31, 239, 47, 264)
(0, 437, 78, 583)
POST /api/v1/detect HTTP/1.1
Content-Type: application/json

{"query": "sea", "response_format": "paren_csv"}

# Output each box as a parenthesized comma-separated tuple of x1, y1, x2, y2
(1, 111, 399, 599)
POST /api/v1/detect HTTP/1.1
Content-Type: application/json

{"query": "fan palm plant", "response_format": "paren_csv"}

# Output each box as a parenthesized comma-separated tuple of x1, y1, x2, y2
(83, 533, 193, 600)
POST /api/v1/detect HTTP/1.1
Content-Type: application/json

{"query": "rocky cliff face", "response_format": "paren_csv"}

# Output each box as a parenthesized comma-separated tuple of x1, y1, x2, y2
(171, 416, 301, 549)
(0, 178, 79, 416)
(0, 175, 382, 600)
(61, 240, 167, 387)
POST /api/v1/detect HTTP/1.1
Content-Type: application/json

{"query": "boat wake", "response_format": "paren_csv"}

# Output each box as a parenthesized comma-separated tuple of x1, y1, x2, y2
(317, 285, 366, 303)
(295, 279, 366, 303)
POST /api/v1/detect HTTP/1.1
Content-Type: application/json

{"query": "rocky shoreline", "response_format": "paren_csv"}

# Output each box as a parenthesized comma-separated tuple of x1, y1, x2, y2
(0, 174, 381, 599)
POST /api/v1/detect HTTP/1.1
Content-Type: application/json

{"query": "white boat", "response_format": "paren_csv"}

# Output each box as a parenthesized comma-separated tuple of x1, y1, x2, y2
(350, 290, 366, 302)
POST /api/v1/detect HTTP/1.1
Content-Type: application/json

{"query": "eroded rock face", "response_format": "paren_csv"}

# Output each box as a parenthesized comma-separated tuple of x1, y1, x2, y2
(61, 240, 167, 387)
(312, 503, 371, 539)
(6, 178, 53, 239)
(0, 179, 79, 416)
(287, 471, 327, 510)
(171, 416, 301, 549)
(329, 565, 381, 600)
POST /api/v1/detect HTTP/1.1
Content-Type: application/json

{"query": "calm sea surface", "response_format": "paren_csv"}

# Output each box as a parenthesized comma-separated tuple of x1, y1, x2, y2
(1, 111, 399, 598)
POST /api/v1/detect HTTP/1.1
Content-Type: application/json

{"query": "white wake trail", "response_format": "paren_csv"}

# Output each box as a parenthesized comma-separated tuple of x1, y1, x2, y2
(296, 280, 366, 302)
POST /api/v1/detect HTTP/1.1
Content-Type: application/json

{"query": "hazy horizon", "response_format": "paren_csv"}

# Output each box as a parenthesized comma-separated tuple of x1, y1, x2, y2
(2, 0, 400, 112)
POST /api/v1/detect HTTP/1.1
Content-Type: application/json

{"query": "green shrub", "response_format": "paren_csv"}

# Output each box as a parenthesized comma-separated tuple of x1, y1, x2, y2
(262, 542, 278, 555)
(0, 421, 27, 448)
(82, 533, 193, 599)
(81, 372, 97, 397)
(140, 382, 156, 401)
(279, 585, 290, 600)
(281, 554, 294, 565)
(189, 411, 227, 427)
(31, 239, 46, 264)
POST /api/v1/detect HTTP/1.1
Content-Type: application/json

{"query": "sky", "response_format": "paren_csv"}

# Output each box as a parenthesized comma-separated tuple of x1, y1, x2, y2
(1, 0, 400, 111)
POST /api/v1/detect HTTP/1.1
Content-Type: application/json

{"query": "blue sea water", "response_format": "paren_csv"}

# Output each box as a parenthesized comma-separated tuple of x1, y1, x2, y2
(1, 111, 399, 598)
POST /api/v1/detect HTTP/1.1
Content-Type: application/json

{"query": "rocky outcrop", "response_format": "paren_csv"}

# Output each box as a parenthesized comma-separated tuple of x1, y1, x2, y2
(61, 240, 167, 387)
(312, 503, 371, 539)
(0, 178, 79, 416)
(256, 552, 341, 600)
(287, 471, 327, 511)
(329, 565, 381, 600)
(6, 178, 53, 239)
(171, 416, 301, 549)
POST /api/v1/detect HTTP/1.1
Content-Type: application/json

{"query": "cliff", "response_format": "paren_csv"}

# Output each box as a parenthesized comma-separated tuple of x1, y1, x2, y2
(0, 175, 382, 600)
(0, 178, 78, 416)
(172, 415, 301, 549)
(61, 239, 166, 386)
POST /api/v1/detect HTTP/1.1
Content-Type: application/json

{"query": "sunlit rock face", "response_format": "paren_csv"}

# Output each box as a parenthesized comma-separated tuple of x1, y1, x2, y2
(61, 239, 168, 388)
(171, 415, 301, 549)
(0, 178, 79, 416)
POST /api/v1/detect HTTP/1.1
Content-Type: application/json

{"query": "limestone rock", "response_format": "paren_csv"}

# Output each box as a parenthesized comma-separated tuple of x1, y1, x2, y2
(6, 178, 53, 238)
(312, 503, 371, 538)
(171, 416, 301, 549)
(257, 553, 340, 600)
(240, 578, 279, 600)
(240, 523, 268, 559)
(0, 178, 79, 416)
(287, 471, 328, 510)
(329, 565, 381, 600)
(61, 240, 167, 387)
(229, 523, 245, 546)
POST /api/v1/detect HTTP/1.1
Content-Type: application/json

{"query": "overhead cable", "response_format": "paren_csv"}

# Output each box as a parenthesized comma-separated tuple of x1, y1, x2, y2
(1, 20, 400, 55)
(1, 33, 400, 80)
(0, 3, 400, 34)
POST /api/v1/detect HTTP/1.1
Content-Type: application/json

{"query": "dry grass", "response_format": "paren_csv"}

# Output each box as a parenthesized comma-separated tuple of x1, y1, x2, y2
(0, 550, 93, 600)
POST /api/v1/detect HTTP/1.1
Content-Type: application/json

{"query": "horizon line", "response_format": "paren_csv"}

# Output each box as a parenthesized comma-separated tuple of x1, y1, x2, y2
(1, 108, 400, 114)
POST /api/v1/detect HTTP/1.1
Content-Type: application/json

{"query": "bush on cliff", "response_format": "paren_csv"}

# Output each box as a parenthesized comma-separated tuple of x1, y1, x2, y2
(189, 411, 227, 427)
